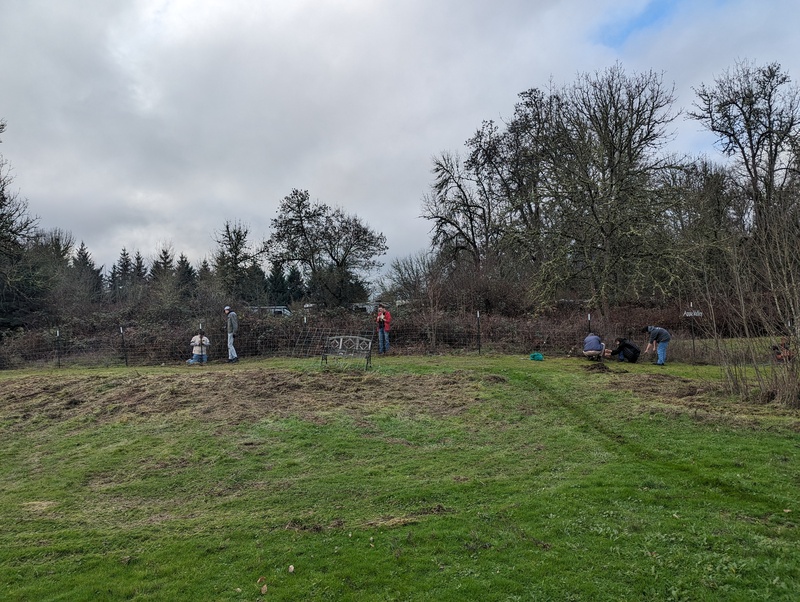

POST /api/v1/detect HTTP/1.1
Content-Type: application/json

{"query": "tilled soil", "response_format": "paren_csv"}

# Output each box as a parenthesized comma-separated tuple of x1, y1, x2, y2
(0, 367, 488, 430)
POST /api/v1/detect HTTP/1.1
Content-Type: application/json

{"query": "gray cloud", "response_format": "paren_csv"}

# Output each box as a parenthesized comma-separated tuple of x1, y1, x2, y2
(1, 0, 799, 275)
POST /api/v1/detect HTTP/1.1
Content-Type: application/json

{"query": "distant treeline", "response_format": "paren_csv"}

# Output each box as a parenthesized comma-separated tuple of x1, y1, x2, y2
(3, 61, 800, 362)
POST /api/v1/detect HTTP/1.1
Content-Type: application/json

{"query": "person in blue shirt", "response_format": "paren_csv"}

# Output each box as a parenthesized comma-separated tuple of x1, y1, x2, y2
(582, 332, 605, 360)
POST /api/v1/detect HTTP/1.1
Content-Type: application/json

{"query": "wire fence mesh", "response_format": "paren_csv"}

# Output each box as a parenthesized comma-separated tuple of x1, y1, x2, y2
(0, 308, 717, 369)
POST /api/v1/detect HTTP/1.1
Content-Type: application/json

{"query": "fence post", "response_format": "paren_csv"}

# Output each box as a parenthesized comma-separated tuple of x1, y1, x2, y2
(477, 310, 481, 355)
(55, 328, 61, 369)
(120, 326, 129, 367)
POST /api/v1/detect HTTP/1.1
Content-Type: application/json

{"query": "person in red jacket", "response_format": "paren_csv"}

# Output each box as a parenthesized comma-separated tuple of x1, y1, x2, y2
(376, 303, 392, 354)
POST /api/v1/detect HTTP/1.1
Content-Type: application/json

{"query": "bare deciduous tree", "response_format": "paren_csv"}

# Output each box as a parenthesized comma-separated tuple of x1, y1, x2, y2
(691, 61, 800, 405)
(690, 60, 800, 233)
(545, 64, 679, 313)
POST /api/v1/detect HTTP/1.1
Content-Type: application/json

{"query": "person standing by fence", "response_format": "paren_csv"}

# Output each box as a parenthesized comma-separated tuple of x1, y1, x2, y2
(224, 306, 239, 363)
(376, 303, 392, 354)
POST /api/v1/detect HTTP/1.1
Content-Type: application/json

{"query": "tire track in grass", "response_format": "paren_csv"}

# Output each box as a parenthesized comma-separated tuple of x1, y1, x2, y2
(517, 368, 792, 511)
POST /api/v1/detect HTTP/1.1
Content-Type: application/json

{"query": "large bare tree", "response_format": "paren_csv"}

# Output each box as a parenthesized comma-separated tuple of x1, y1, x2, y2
(544, 64, 679, 313)
(690, 61, 800, 233)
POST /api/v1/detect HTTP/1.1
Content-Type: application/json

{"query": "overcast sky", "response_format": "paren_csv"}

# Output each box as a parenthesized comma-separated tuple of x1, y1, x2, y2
(1, 0, 799, 276)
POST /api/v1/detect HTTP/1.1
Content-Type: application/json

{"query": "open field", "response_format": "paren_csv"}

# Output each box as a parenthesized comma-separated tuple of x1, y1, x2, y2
(0, 355, 798, 601)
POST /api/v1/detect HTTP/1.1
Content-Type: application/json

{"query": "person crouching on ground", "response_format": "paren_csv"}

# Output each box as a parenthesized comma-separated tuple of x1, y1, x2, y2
(608, 337, 641, 363)
(582, 332, 605, 360)
(642, 325, 671, 366)
(186, 329, 210, 365)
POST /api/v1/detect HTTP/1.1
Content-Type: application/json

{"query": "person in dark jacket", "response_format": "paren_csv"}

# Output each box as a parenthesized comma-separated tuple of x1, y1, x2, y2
(608, 337, 640, 363)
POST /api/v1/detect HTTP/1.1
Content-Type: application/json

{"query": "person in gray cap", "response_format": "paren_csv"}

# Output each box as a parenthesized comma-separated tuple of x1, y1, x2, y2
(642, 325, 671, 366)
(224, 305, 239, 363)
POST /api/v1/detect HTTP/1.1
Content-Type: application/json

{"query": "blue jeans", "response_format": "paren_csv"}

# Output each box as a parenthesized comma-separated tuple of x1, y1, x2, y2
(187, 354, 207, 365)
(378, 329, 390, 353)
(656, 341, 668, 365)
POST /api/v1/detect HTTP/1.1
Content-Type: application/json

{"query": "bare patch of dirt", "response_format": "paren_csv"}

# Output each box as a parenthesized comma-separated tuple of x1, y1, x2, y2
(0, 367, 489, 430)
(605, 371, 800, 428)
(607, 372, 715, 403)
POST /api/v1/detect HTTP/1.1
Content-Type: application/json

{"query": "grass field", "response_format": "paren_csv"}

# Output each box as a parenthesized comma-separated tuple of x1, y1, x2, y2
(0, 355, 798, 601)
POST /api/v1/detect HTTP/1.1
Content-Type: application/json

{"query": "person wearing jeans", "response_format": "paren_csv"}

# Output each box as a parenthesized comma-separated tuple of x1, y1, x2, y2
(186, 329, 210, 365)
(642, 326, 671, 365)
(376, 303, 392, 354)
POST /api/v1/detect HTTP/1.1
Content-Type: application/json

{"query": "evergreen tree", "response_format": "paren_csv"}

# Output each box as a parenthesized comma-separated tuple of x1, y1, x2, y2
(198, 259, 213, 281)
(109, 248, 133, 302)
(71, 241, 103, 302)
(175, 253, 197, 298)
(213, 220, 266, 301)
(149, 246, 175, 282)
(286, 265, 305, 304)
(242, 261, 268, 305)
(8, 228, 73, 326)
(133, 251, 148, 282)
(267, 262, 290, 306)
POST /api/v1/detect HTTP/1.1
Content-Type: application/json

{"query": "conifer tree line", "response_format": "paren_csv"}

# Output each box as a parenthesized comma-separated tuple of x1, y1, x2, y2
(3, 60, 800, 355)
(0, 175, 386, 330)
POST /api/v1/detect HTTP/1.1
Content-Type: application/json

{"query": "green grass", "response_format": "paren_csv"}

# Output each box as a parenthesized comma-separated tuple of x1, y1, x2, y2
(0, 355, 798, 601)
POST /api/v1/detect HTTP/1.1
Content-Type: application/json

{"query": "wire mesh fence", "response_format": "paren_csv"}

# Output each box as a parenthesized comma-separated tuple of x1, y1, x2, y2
(0, 308, 716, 370)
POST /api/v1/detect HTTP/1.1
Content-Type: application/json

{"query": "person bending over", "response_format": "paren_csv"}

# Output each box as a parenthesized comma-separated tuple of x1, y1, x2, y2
(642, 325, 671, 366)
